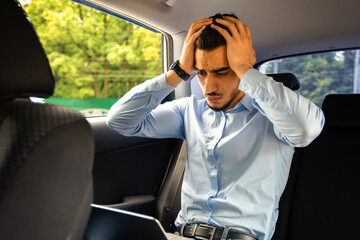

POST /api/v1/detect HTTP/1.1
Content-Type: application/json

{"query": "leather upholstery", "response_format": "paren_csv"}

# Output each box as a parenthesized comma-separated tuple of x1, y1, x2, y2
(272, 94, 360, 240)
(0, 101, 94, 239)
(0, 0, 54, 100)
(322, 94, 360, 128)
(267, 73, 300, 90)
(0, 1, 94, 239)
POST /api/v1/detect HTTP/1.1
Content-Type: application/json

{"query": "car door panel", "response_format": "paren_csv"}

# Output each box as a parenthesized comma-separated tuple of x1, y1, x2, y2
(88, 117, 181, 215)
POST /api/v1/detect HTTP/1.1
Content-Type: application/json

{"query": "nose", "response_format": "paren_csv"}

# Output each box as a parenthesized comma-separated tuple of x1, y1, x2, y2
(204, 74, 218, 94)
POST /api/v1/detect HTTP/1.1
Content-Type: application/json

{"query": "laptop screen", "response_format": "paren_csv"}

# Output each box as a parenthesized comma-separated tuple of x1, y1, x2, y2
(85, 204, 169, 240)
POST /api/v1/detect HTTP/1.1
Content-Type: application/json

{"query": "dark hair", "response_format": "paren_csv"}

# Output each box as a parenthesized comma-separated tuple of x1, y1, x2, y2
(195, 13, 238, 51)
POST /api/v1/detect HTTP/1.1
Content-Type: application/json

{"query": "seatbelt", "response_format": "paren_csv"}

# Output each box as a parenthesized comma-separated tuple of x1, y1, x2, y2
(158, 140, 187, 232)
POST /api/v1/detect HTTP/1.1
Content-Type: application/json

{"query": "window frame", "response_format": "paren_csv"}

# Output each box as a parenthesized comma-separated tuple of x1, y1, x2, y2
(255, 48, 360, 106)
(72, 0, 176, 105)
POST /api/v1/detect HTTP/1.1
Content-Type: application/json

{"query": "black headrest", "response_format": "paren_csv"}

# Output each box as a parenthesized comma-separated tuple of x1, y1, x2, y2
(322, 94, 360, 129)
(267, 73, 300, 90)
(0, 0, 54, 100)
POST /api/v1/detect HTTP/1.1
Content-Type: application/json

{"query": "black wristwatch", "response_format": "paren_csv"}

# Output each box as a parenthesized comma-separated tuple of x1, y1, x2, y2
(170, 60, 191, 81)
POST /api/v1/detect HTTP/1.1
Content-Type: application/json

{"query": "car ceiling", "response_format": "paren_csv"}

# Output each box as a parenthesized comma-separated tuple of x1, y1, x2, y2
(87, 0, 360, 64)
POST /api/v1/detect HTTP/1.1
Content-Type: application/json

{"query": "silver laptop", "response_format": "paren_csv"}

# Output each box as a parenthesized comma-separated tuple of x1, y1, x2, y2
(85, 204, 190, 240)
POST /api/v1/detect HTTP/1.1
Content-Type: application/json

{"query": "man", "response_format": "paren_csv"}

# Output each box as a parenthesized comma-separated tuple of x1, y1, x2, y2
(107, 14, 324, 240)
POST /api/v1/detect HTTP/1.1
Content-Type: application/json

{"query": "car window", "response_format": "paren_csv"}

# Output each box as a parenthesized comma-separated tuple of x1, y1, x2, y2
(21, 0, 163, 116)
(259, 49, 360, 107)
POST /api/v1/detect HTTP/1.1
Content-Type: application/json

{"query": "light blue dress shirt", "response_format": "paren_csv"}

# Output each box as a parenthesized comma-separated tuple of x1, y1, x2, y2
(107, 69, 325, 240)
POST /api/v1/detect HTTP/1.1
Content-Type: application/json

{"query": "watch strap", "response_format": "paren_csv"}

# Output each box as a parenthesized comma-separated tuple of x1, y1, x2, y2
(170, 60, 191, 81)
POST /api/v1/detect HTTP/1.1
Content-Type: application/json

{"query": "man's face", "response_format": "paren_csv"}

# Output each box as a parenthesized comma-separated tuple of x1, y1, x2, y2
(194, 45, 244, 112)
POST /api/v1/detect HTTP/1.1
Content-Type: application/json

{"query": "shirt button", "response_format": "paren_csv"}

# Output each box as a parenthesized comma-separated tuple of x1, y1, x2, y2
(243, 83, 248, 90)
(155, 83, 160, 89)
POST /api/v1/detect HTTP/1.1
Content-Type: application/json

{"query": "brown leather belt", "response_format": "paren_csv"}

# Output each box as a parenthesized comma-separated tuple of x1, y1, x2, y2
(176, 223, 258, 240)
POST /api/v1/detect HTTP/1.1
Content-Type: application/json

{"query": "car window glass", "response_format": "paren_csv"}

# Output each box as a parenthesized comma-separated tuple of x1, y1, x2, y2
(22, 0, 162, 116)
(259, 50, 360, 107)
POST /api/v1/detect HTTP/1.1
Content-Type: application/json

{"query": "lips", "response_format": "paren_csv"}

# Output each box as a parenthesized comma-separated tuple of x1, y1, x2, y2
(206, 95, 222, 103)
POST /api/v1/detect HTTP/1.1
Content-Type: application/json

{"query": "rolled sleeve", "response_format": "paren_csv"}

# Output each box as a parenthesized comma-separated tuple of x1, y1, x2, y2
(107, 73, 183, 137)
(239, 69, 325, 147)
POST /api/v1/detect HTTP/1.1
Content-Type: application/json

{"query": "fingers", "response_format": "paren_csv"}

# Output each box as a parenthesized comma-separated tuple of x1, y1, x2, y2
(210, 23, 232, 41)
(191, 25, 206, 40)
(186, 18, 212, 40)
(223, 16, 248, 37)
(213, 17, 251, 40)
(180, 18, 211, 74)
(209, 16, 256, 77)
(244, 24, 253, 44)
(191, 18, 213, 27)
(186, 25, 206, 47)
(251, 49, 257, 64)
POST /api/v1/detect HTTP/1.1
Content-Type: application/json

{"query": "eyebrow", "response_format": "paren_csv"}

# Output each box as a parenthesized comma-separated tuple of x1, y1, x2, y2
(194, 66, 230, 73)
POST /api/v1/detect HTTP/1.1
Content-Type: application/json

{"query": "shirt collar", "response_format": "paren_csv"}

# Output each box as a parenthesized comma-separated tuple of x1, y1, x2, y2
(226, 94, 256, 113)
(202, 93, 256, 113)
(241, 94, 256, 112)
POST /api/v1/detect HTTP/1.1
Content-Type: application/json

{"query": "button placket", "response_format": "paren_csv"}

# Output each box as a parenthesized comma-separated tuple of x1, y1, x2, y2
(207, 113, 227, 199)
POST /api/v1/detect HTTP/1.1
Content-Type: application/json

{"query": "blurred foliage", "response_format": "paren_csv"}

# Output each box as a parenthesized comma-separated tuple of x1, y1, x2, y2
(22, 0, 162, 99)
(261, 51, 355, 106)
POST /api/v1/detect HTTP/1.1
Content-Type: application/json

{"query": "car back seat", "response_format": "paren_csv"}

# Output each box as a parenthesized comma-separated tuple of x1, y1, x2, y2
(272, 94, 360, 240)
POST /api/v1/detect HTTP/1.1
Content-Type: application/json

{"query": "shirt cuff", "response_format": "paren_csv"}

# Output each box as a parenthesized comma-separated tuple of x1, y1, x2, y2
(145, 72, 176, 92)
(238, 68, 269, 97)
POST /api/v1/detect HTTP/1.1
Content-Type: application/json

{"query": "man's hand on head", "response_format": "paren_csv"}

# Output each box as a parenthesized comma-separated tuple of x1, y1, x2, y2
(180, 18, 213, 74)
(211, 16, 256, 80)
(166, 18, 212, 87)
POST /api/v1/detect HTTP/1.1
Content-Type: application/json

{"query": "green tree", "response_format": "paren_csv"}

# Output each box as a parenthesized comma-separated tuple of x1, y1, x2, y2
(22, 0, 162, 99)
(262, 51, 354, 106)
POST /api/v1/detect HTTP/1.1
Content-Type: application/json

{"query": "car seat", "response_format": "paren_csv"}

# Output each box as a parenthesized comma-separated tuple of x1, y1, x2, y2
(272, 94, 360, 240)
(0, 1, 94, 239)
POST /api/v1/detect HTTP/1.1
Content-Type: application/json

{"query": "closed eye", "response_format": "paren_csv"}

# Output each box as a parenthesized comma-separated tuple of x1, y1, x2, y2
(215, 70, 229, 76)
(196, 70, 206, 76)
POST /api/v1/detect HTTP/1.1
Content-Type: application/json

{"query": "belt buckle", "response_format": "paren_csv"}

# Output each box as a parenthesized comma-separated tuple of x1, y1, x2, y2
(181, 224, 198, 238)
(198, 224, 217, 240)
